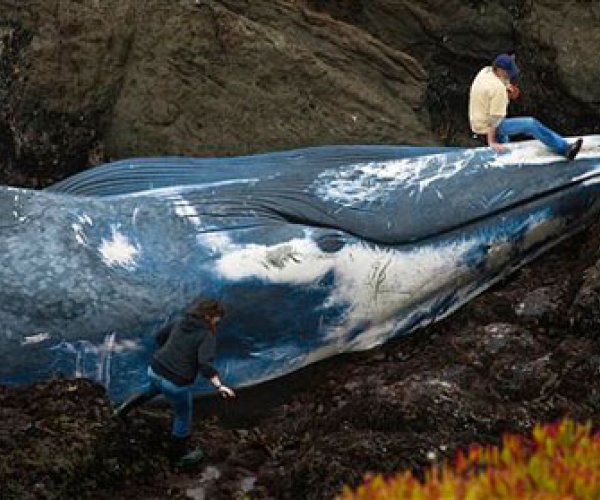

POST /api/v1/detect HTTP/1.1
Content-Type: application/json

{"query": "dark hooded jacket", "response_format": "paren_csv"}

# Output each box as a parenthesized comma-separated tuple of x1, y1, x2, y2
(150, 313, 218, 386)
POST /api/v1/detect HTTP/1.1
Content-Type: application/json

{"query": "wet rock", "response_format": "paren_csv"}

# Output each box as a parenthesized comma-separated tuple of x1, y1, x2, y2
(185, 485, 207, 500)
(199, 464, 222, 482)
(450, 322, 538, 372)
(571, 259, 600, 333)
(517, 2, 600, 106)
(0, 0, 134, 182)
(240, 474, 257, 493)
(514, 286, 562, 322)
(0, 378, 171, 499)
(493, 354, 555, 401)
(481, 322, 533, 351)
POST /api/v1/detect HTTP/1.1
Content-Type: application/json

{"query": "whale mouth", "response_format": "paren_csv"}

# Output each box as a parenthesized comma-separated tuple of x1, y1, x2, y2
(124, 156, 600, 246)
(399, 166, 600, 244)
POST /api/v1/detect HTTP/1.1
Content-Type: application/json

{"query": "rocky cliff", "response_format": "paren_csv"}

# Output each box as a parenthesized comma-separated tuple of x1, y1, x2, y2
(0, 0, 598, 185)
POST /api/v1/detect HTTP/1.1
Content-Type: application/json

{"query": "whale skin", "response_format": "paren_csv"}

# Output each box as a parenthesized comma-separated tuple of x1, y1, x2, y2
(2, 139, 600, 400)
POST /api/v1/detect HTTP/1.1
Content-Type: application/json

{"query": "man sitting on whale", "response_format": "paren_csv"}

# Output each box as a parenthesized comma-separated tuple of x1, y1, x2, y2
(469, 53, 583, 160)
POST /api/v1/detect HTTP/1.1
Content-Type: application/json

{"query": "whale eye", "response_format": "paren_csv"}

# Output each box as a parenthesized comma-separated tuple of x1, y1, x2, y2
(316, 234, 346, 253)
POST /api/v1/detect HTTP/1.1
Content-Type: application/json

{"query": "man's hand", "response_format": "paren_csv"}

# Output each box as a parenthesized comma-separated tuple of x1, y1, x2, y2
(218, 385, 236, 399)
(489, 142, 506, 153)
(210, 375, 235, 398)
(507, 84, 520, 101)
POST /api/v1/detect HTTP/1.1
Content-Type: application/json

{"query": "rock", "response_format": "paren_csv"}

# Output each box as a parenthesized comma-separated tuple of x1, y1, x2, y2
(0, 0, 436, 185)
(328, 0, 515, 61)
(452, 322, 537, 369)
(1, 0, 599, 185)
(0, 0, 135, 179)
(198, 465, 222, 482)
(512, 2, 600, 137)
(480, 323, 523, 354)
(514, 286, 561, 322)
(517, 2, 600, 105)
(185, 485, 206, 500)
(493, 354, 555, 401)
(571, 258, 600, 333)
(239, 475, 257, 493)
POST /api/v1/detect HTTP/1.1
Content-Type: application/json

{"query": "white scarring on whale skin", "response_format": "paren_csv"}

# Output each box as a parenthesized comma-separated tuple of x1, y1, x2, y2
(98, 227, 141, 270)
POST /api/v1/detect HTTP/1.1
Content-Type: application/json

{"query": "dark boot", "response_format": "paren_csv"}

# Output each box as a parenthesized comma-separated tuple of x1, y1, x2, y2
(170, 435, 204, 467)
(112, 392, 155, 420)
(566, 138, 583, 161)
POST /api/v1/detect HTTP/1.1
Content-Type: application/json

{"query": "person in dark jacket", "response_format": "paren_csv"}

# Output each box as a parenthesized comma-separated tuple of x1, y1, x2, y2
(113, 298, 235, 467)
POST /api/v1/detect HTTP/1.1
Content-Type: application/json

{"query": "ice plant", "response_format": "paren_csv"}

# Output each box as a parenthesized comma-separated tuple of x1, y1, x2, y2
(341, 419, 600, 499)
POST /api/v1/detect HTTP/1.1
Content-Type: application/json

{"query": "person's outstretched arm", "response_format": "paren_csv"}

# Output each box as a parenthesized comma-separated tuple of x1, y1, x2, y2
(197, 328, 236, 398)
(198, 363, 235, 398)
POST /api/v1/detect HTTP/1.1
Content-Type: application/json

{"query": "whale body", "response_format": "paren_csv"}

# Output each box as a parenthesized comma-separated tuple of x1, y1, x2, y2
(2, 139, 600, 401)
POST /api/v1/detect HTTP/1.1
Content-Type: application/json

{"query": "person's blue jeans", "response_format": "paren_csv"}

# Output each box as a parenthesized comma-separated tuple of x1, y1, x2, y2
(496, 117, 568, 155)
(142, 366, 193, 438)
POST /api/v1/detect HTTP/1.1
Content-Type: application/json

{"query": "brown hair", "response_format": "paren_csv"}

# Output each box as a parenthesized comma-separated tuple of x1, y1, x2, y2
(187, 298, 225, 319)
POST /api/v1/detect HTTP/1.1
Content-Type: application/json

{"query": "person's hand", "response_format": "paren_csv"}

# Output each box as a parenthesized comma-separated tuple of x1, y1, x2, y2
(218, 385, 236, 399)
(489, 142, 506, 153)
(507, 84, 520, 101)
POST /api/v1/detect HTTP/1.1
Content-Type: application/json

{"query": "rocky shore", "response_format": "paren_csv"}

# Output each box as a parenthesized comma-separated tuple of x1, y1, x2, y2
(2, 1, 600, 498)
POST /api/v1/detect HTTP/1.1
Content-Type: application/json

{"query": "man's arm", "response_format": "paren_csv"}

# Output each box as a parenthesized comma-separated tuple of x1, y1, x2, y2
(197, 335, 236, 398)
(198, 362, 218, 379)
(198, 366, 236, 398)
(487, 125, 505, 152)
(486, 114, 506, 152)
(487, 87, 508, 152)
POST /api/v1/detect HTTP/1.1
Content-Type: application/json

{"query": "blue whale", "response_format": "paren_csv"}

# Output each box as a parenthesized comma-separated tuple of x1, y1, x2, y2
(2, 139, 600, 401)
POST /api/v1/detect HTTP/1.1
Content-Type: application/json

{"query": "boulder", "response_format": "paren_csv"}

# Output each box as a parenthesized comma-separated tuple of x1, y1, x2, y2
(0, 0, 435, 183)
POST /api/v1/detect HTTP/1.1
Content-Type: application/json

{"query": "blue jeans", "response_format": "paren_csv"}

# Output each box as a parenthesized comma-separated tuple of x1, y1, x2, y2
(496, 117, 568, 155)
(142, 366, 193, 438)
